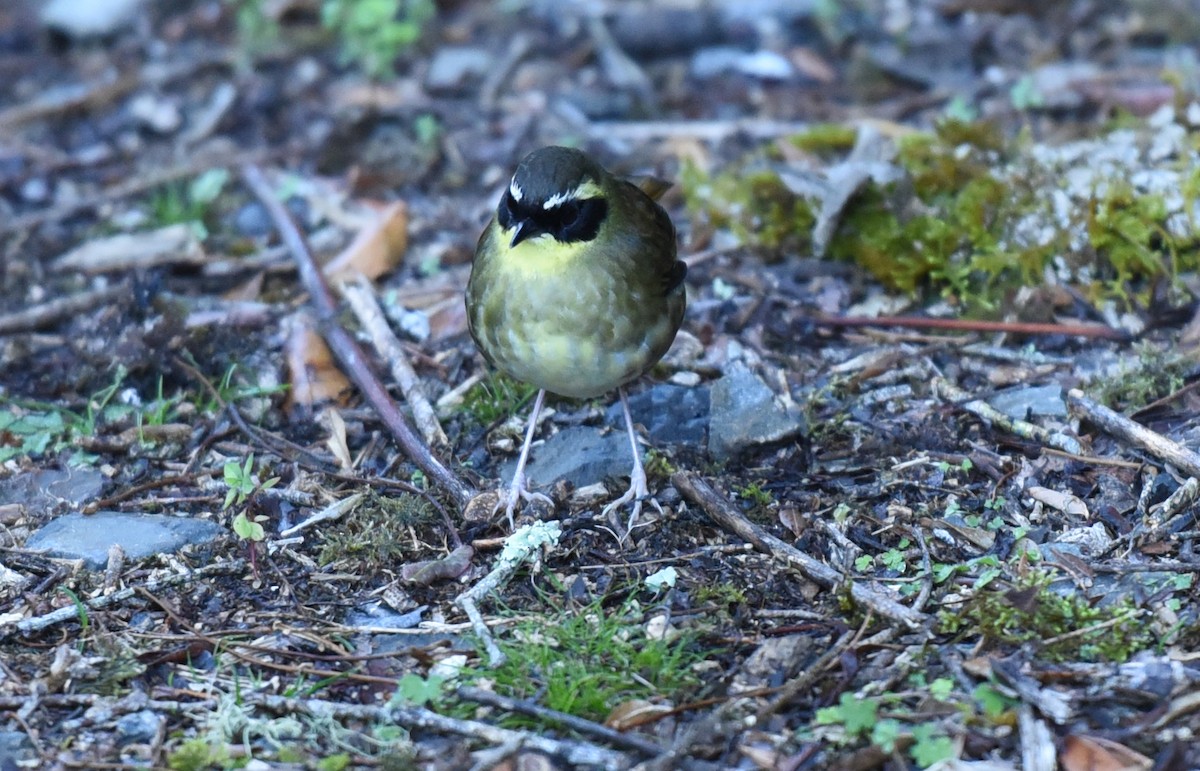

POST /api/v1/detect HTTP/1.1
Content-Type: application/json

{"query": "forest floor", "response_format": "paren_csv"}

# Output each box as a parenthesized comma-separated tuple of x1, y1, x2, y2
(2, 1, 1200, 769)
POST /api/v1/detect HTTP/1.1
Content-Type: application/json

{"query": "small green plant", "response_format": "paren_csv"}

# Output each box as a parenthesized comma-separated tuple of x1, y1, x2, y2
(879, 544, 908, 573)
(943, 571, 1154, 662)
(693, 581, 746, 607)
(321, 0, 435, 79)
(486, 596, 703, 723)
(148, 169, 229, 234)
(167, 738, 230, 771)
(814, 691, 956, 767)
(642, 448, 676, 480)
(223, 454, 279, 510)
(59, 587, 89, 650)
(317, 491, 435, 569)
(0, 366, 133, 464)
(735, 481, 774, 510)
(459, 372, 538, 426)
(1092, 341, 1191, 410)
(391, 673, 447, 707)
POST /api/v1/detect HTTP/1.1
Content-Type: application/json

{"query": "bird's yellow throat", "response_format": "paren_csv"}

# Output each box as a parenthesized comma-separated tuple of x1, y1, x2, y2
(498, 228, 592, 277)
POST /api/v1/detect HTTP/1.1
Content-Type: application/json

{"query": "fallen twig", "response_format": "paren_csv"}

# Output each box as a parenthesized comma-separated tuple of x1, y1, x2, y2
(819, 314, 1128, 341)
(457, 685, 664, 757)
(246, 692, 629, 769)
(0, 284, 128, 335)
(755, 630, 854, 723)
(1067, 388, 1200, 479)
(935, 378, 1082, 455)
(338, 274, 449, 448)
(671, 472, 926, 629)
(240, 165, 473, 508)
(1, 561, 245, 639)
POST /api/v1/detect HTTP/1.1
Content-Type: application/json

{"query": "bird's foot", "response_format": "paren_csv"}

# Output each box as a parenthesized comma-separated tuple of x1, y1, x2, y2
(601, 463, 663, 538)
(496, 472, 554, 529)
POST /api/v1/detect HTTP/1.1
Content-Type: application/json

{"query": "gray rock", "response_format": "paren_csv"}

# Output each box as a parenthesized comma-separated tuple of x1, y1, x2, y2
(233, 202, 271, 237)
(502, 426, 628, 490)
(116, 710, 161, 744)
(987, 384, 1067, 420)
(604, 384, 709, 446)
(0, 731, 32, 769)
(344, 602, 425, 630)
(25, 512, 224, 568)
(691, 47, 794, 80)
(708, 364, 806, 460)
(0, 468, 105, 509)
(425, 47, 492, 91)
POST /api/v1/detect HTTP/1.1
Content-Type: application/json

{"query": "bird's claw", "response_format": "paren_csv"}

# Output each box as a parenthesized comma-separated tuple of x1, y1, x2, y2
(496, 472, 554, 529)
(601, 463, 663, 537)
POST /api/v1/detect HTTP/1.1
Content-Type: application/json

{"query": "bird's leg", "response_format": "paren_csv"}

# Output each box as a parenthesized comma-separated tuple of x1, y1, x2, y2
(499, 388, 554, 528)
(602, 388, 663, 534)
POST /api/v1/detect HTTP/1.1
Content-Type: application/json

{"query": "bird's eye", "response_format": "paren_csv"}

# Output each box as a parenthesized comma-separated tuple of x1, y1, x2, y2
(558, 200, 581, 226)
(497, 190, 518, 228)
(545, 197, 607, 243)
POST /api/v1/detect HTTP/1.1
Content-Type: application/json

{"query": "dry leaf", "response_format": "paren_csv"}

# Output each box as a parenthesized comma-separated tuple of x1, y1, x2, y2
(778, 506, 807, 538)
(285, 313, 352, 409)
(1026, 486, 1089, 518)
(323, 408, 352, 470)
(401, 545, 475, 586)
(604, 699, 672, 731)
(1060, 735, 1152, 771)
(52, 223, 204, 273)
(324, 200, 408, 281)
(224, 270, 265, 302)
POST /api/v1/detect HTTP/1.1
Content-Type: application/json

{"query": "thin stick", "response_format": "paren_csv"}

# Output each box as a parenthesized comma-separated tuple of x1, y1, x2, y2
(1067, 388, 1200, 479)
(819, 314, 1128, 341)
(246, 692, 628, 769)
(240, 165, 472, 507)
(936, 378, 1082, 455)
(457, 686, 664, 757)
(337, 274, 449, 448)
(454, 520, 563, 667)
(671, 472, 926, 629)
(1, 561, 246, 639)
(0, 285, 127, 334)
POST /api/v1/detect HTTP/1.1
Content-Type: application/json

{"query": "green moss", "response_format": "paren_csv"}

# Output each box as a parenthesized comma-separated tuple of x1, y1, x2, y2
(317, 491, 435, 569)
(486, 596, 704, 724)
(459, 372, 538, 426)
(943, 572, 1154, 663)
(790, 123, 859, 155)
(686, 117, 1200, 313)
(681, 160, 815, 258)
(1086, 181, 1173, 305)
(1092, 341, 1191, 410)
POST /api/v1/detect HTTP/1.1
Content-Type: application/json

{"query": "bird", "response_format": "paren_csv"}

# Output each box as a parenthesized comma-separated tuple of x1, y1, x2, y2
(466, 146, 687, 531)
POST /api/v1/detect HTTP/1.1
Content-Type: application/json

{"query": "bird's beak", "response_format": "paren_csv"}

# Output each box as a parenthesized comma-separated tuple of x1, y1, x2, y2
(509, 221, 530, 248)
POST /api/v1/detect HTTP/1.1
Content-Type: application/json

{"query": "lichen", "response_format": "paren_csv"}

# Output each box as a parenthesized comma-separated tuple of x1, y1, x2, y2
(681, 107, 1200, 313)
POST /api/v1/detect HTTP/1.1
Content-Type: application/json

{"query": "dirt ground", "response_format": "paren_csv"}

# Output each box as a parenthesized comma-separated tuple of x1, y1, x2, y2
(3, 1, 1200, 769)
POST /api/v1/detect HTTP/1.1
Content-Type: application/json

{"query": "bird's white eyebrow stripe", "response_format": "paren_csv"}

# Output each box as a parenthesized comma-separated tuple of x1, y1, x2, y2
(509, 182, 523, 201)
(543, 191, 574, 209)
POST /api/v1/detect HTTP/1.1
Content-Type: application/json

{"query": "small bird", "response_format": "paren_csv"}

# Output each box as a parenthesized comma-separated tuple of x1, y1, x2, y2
(466, 146, 687, 530)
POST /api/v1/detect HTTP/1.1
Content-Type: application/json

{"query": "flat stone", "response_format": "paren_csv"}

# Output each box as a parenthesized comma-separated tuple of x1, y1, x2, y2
(605, 384, 709, 446)
(425, 46, 492, 91)
(708, 363, 806, 460)
(987, 384, 1067, 420)
(0, 730, 33, 768)
(502, 426, 628, 490)
(0, 467, 105, 509)
(25, 511, 224, 568)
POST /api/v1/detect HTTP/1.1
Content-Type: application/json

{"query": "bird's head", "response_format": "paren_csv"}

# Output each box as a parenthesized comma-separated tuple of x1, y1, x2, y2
(497, 146, 610, 248)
